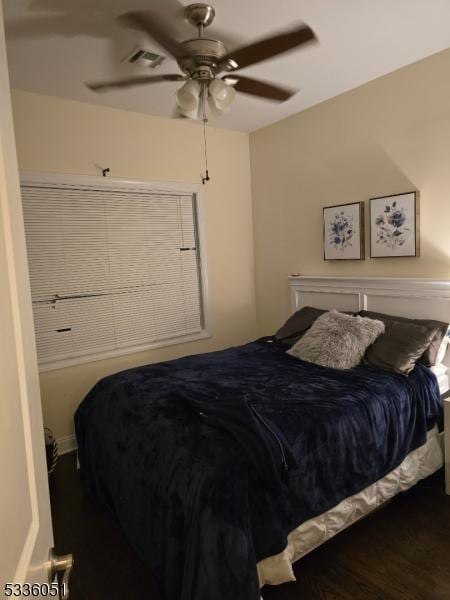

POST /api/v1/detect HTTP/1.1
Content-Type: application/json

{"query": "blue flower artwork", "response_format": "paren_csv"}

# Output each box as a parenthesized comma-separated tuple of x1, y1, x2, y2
(329, 211, 354, 250)
(375, 199, 410, 249)
(323, 202, 363, 260)
(370, 192, 418, 258)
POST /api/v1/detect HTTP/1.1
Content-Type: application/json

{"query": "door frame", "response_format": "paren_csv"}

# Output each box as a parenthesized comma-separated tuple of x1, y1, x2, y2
(0, 0, 54, 584)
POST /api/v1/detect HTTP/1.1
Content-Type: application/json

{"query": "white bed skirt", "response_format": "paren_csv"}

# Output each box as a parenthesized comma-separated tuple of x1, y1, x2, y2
(258, 427, 444, 588)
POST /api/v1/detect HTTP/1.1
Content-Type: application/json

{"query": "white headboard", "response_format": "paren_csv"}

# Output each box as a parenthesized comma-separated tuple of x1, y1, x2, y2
(289, 277, 450, 323)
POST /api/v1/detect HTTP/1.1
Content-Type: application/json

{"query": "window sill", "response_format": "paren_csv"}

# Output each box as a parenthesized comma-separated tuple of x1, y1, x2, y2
(38, 329, 212, 373)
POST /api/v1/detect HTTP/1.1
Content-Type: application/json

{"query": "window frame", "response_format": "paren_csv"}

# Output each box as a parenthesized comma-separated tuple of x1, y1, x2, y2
(20, 171, 212, 372)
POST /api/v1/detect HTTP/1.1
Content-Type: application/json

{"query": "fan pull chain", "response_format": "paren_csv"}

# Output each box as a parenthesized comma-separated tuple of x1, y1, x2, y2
(201, 83, 210, 184)
(201, 119, 210, 184)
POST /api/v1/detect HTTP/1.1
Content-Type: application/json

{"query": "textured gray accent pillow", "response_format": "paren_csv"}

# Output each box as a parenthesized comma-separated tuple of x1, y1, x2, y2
(287, 310, 385, 370)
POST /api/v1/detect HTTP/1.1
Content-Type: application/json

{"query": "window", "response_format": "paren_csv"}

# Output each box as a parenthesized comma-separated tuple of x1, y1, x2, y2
(21, 173, 209, 371)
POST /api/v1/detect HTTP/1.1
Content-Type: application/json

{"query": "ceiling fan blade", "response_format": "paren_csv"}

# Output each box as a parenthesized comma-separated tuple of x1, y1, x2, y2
(219, 24, 316, 71)
(86, 74, 185, 93)
(224, 75, 296, 102)
(118, 11, 184, 59)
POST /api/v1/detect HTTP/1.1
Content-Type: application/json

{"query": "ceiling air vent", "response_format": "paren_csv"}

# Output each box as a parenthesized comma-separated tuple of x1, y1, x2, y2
(125, 48, 166, 68)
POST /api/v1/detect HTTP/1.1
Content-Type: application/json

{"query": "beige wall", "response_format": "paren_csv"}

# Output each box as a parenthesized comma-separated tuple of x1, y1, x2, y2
(12, 90, 256, 441)
(250, 48, 450, 335)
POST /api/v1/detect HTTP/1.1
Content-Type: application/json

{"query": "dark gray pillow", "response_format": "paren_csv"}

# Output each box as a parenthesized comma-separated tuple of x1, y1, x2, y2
(275, 306, 326, 346)
(358, 310, 449, 367)
(363, 320, 439, 375)
(287, 310, 385, 370)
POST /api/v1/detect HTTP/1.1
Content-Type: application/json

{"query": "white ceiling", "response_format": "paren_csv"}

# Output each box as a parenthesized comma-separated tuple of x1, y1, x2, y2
(4, 0, 450, 132)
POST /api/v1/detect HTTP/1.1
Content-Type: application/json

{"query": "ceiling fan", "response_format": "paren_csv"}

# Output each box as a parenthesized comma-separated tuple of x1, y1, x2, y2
(86, 3, 317, 120)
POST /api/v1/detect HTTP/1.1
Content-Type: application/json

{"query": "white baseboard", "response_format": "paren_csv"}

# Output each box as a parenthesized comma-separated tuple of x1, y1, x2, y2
(57, 434, 77, 455)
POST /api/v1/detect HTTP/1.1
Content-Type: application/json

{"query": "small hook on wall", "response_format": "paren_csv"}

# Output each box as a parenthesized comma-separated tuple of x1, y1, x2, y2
(95, 164, 111, 177)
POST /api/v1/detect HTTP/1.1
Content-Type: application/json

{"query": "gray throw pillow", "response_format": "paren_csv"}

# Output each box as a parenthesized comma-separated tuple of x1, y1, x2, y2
(363, 320, 439, 375)
(287, 310, 385, 370)
(358, 310, 449, 367)
(275, 306, 327, 346)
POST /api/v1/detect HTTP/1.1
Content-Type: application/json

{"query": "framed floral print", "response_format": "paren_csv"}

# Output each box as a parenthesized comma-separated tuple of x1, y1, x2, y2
(370, 191, 419, 258)
(323, 201, 364, 260)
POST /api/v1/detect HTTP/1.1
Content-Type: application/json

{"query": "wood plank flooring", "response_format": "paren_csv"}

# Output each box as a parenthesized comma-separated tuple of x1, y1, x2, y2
(50, 453, 450, 600)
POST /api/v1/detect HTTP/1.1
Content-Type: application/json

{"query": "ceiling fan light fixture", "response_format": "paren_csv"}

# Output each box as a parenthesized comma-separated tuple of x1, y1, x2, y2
(206, 94, 222, 119)
(208, 78, 236, 113)
(176, 79, 201, 118)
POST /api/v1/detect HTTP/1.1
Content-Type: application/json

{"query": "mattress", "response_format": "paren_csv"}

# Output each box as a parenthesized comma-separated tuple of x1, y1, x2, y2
(258, 425, 443, 588)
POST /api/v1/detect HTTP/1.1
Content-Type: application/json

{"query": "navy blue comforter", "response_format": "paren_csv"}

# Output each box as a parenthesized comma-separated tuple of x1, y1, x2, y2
(75, 339, 441, 600)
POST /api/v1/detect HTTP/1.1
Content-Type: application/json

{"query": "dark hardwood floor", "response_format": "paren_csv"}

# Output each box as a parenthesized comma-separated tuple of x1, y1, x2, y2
(50, 452, 450, 600)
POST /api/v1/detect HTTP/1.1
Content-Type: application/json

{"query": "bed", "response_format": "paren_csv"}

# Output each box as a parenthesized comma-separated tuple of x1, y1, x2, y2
(75, 277, 450, 600)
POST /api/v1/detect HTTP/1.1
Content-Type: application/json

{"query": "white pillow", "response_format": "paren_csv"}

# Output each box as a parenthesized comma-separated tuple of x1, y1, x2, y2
(287, 309, 385, 370)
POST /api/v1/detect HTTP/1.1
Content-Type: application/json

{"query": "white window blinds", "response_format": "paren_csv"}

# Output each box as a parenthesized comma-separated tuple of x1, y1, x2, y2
(21, 177, 205, 368)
